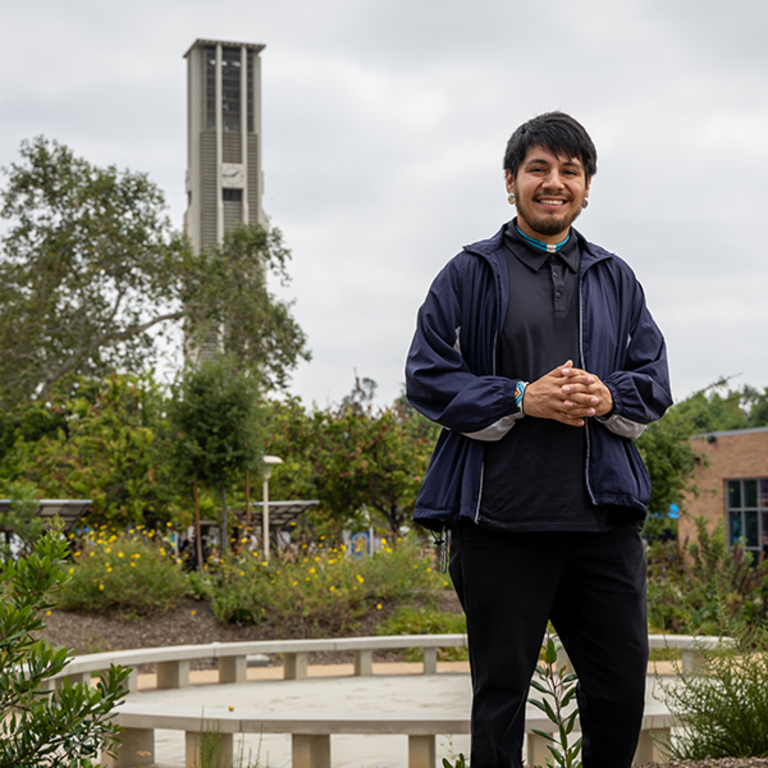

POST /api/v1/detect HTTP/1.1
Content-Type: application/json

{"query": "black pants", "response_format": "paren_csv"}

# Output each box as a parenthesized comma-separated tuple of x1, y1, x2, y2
(449, 520, 648, 768)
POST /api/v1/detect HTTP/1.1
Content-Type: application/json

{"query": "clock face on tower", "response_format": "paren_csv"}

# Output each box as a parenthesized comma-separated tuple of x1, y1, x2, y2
(221, 163, 245, 188)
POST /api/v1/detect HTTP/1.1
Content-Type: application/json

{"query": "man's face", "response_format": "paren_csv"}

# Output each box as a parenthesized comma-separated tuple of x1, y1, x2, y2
(506, 146, 591, 242)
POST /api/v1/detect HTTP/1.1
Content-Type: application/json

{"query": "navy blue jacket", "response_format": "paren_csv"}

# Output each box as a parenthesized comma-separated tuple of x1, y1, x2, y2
(405, 223, 673, 531)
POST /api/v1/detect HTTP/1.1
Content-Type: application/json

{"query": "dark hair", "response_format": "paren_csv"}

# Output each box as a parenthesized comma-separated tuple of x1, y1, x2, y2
(503, 112, 597, 180)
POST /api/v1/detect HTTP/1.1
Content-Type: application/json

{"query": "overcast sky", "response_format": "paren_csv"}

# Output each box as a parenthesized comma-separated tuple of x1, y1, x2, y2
(2, 0, 767, 410)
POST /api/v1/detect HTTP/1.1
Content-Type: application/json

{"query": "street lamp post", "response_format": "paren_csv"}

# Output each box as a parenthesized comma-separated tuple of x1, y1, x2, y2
(262, 455, 283, 560)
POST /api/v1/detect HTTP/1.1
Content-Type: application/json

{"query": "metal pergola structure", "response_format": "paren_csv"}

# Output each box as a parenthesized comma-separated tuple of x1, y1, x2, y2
(244, 500, 319, 528)
(0, 499, 92, 535)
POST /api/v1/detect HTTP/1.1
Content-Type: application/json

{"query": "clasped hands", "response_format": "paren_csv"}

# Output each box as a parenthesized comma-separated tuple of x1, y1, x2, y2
(522, 360, 613, 428)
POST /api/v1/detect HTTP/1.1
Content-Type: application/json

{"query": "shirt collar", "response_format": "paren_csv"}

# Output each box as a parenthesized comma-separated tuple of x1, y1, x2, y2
(503, 218, 580, 273)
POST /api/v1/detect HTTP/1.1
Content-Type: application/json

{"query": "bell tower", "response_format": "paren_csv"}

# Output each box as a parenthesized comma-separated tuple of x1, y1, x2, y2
(184, 39, 266, 256)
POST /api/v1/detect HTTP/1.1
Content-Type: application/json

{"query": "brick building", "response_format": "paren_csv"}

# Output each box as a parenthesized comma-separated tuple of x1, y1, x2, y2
(680, 426, 768, 561)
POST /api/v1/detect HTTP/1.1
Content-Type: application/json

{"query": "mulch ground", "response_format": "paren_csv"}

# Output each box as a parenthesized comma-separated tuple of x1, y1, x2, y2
(39, 592, 464, 668)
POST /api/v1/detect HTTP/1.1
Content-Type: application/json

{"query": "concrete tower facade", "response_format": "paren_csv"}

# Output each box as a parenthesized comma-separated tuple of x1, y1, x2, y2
(184, 39, 266, 255)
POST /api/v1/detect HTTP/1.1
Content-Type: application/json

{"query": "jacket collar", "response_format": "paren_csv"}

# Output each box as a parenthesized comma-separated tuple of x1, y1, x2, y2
(464, 222, 612, 267)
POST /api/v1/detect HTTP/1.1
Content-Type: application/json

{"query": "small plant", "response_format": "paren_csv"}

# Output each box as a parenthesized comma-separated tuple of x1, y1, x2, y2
(657, 613, 768, 760)
(193, 715, 266, 768)
(57, 526, 187, 617)
(0, 527, 130, 767)
(442, 754, 468, 768)
(377, 606, 467, 661)
(529, 630, 582, 768)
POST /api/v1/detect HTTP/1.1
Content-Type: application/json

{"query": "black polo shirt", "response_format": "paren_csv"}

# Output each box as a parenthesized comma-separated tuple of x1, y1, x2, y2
(478, 220, 619, 532)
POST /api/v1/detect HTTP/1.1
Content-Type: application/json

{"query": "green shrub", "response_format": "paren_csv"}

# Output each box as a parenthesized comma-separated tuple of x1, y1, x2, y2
(210, 536, 446, 637)
(1, 528, 130, 767)
(647, 517, 768, 634)
(376, 605, 467, 661)
(57, 526, 187, 618)
(658, 617, 768, 760)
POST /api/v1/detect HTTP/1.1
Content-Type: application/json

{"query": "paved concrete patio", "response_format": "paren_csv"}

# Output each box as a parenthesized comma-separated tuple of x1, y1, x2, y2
(123, 661, 668, 767)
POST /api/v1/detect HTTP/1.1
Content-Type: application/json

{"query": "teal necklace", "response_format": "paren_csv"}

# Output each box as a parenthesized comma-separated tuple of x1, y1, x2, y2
(516, 225, 570, 254)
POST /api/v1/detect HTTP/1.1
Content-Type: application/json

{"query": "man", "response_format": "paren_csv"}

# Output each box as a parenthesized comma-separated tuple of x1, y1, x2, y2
(405, 112, 672, 768)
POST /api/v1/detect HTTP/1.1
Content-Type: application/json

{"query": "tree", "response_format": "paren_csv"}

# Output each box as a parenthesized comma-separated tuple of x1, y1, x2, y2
(637, 379, 768, 540)
(310, 380, 437, 540)
(0, 373, 180, 529)
(167, 358, 262, 558)
(0, 138, 188, 405)
(0, 528, 129, 767)
(0, 138, 309, 406)
(183, 223, 311, 390)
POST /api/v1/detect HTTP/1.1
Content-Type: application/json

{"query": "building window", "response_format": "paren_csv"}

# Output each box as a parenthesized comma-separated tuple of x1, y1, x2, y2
(221, 47, 241, 132)
(726, 478, 768, 558)
(204, 46, 216, 130)
(203, 46, 243, 131)
(247, 50, 254, 133)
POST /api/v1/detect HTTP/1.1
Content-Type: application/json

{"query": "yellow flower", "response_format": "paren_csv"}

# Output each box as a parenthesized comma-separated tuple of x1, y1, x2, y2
(160, 549, 166, 556)
(74, 551, 81, 557)
(106, 568, 113, 573)
(356, 574, 364, 584)
(68, 567, 74, 575)
(261, 561, 267, 567)
(89, 551, 95, 557)
(105, 548, 112, 554)
(191, 610, 197, 616)
(330, 586, 336, 591)
(239, 571, 245, 577)
(166, 522, 173, 528)
(376, 604, 382, 610)
(427, 567, 432, 573)
(292, 581, 298, 586)
(99, 584, 105, 591)
(46, 610, 52, 616)
(130, 562, 136, 568)
(118, 552, 124, 558)
(310, 568, 316, 575)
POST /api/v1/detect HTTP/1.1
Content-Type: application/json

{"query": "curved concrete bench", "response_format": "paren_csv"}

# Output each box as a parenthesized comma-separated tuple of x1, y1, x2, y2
(52, 634, 470, 692)
(105, 701, 676, 768)
(53, 632, 725, 694)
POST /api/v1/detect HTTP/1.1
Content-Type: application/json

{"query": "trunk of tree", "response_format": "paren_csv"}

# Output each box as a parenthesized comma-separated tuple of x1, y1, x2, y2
(193, 476, 203, 573)
(245, 469, 251, 531)
(221, 484, 228, 553)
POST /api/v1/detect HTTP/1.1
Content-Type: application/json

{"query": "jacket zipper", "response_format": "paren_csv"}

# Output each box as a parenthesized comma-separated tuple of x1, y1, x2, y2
(578, 264, 597, 505)
(474, 254, 503, 523)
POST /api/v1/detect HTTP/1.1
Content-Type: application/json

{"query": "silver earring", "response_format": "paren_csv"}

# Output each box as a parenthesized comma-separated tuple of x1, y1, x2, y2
(508, 193, 516, 205)
(581, 198, 589, 209)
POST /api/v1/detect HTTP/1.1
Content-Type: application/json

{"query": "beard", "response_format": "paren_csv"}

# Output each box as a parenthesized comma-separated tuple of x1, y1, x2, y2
(516, 199, 582, 237)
